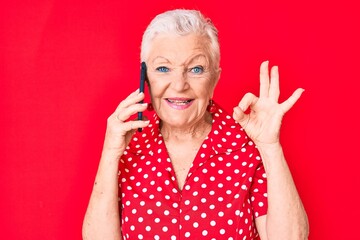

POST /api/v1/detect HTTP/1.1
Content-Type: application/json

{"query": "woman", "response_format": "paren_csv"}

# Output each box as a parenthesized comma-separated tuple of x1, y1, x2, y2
(83, 9, 309, 240)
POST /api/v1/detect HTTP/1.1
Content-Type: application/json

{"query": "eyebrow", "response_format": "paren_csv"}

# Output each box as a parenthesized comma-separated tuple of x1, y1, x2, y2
(151, 54, 208, 65)
(151, 56, 171, 64)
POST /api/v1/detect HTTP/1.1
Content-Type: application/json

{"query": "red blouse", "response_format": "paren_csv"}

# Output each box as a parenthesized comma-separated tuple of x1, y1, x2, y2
(119, 103, 268, 240)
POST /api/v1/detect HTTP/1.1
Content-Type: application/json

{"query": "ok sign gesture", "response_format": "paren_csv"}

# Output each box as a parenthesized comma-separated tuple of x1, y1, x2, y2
(233, 61, 304, 146)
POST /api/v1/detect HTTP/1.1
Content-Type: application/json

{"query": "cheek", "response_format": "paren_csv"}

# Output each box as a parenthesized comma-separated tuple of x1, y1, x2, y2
(199, 80, 217, 97)
(148, 82, 165, 98)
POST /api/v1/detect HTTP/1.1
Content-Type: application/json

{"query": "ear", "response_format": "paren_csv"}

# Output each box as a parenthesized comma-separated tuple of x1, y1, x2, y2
(215, 67, 222, 85)
(210, 67, 222, 98)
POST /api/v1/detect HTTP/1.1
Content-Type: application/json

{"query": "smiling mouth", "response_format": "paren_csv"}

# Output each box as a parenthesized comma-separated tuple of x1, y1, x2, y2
(166, 98, 194, 105)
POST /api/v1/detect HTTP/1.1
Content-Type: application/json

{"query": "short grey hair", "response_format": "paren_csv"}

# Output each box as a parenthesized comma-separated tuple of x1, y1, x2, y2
(140, 9, 220, 70)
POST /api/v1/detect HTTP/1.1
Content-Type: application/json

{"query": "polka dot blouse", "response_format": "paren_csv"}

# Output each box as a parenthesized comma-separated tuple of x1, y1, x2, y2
(119, 102, 268, 239)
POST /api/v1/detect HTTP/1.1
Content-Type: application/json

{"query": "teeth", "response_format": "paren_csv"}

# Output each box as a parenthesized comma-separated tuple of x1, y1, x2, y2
(168, 99, 191, 104)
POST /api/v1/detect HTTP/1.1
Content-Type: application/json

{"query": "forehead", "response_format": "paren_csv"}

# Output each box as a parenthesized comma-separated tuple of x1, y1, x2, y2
(148, 33, 210, 64)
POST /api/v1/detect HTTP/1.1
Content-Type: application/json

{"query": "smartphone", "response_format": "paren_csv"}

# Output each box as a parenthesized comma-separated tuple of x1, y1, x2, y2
(137, 61, 147, 132)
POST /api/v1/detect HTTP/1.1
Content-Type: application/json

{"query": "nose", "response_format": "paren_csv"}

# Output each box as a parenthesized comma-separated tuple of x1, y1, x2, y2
(171, 71, 190, 92)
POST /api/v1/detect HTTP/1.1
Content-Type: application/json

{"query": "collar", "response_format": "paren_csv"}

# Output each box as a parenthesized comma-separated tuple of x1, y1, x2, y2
(126, 101, 250, 157)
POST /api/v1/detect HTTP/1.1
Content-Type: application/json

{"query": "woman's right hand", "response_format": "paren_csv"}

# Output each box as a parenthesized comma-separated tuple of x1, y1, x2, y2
(102, 89, 150, 158)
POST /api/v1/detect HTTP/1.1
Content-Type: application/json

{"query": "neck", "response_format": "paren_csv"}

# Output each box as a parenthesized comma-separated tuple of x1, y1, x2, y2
(160, 112, 212, 142)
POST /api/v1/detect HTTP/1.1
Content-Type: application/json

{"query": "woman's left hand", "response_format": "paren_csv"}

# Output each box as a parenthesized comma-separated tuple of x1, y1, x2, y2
(233, 61, 304, 146)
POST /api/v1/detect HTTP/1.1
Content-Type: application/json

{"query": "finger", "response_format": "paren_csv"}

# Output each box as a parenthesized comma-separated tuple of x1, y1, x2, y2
(122, 119, 150, 132)
(281, 88, 304, 113)
(259, 61, 270, 98)
(115, 90, 144, 113)
(233, 106, 248, 126)
(115, 103, 148, 122)
(269, 66, 280, 101)
(238, 92, 258, 112)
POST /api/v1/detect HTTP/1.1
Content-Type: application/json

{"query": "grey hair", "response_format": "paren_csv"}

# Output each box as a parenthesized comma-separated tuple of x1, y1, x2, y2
(140, 9, 220, 70)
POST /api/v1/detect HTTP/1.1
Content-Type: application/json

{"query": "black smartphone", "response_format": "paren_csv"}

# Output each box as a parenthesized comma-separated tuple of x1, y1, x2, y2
(137, 61, 147, 132)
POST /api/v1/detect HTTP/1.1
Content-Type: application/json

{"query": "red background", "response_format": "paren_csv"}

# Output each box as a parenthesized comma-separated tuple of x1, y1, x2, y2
(1, 0, 359, 239)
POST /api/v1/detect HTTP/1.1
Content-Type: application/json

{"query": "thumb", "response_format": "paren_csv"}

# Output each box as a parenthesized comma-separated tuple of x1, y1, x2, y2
(233, 106, 248, 127)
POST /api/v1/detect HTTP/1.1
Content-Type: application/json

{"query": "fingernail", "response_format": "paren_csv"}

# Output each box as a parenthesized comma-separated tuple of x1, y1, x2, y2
(233, 106, 241, 113)
(238, 105, 245, 111)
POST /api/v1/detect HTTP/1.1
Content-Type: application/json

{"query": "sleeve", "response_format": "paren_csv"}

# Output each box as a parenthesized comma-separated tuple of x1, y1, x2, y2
(249, 148, 268, 218)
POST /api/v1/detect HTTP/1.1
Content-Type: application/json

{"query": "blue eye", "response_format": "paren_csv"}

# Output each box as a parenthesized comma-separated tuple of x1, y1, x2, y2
(156, 66, 169, 72)
(190, 66, 204, 74)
